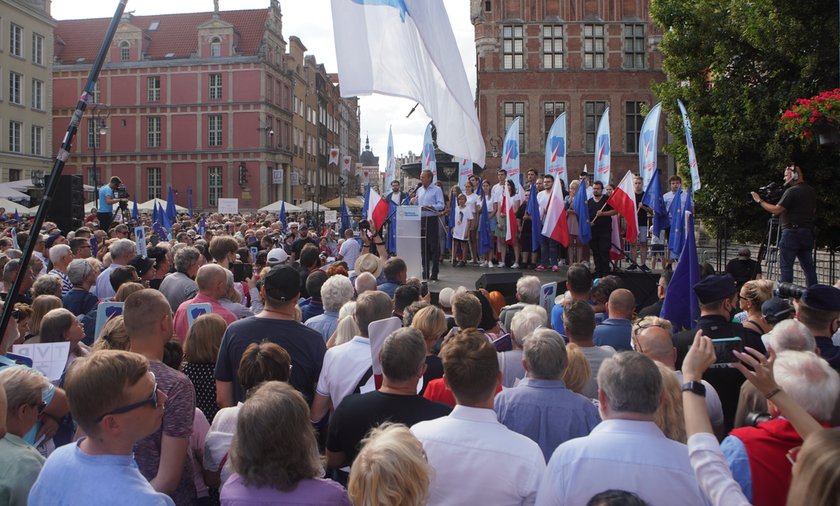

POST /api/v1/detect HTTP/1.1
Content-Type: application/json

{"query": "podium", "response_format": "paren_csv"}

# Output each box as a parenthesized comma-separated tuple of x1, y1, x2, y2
(396, 205, 423, 279)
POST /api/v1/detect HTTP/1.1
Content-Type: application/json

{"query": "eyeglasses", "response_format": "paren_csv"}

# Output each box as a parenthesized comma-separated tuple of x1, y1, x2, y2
(633, 321, 667, 334)
(94, 373, 159, 423)
(786, 445, 801, 466)
(31, 400, 46, 414)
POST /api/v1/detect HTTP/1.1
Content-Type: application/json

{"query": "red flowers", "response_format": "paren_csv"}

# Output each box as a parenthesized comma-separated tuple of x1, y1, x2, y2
(781, 88, 840, 140)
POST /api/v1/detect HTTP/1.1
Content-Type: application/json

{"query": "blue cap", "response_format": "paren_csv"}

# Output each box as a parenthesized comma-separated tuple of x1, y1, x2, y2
(693, 274, 738, 304)
(801, 284, 840, 312)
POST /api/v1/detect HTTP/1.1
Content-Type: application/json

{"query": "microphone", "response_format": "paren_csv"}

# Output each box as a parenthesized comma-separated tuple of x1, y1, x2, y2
(415, 182, 423, 192)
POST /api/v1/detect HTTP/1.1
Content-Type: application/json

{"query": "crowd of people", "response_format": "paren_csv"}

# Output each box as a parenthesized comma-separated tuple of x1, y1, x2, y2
(0, 166, 835, 506)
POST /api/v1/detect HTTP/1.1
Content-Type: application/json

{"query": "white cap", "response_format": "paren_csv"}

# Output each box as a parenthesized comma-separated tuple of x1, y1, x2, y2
(438, 287, 454, 309)
(267, 247, 288, 265)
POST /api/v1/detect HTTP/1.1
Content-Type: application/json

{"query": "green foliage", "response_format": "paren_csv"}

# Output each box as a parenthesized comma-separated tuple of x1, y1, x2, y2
(650, 0, 840, 247)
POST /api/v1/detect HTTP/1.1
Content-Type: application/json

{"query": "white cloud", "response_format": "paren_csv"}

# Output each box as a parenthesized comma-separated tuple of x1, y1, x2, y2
(51, 0, 476, 172)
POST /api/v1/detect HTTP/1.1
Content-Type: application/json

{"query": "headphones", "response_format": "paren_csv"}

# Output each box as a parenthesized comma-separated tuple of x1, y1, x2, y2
(788, 166, 800, 181)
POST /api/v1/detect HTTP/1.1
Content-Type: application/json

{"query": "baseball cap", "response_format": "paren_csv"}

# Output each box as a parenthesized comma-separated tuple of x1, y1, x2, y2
(438, 287, 454, 309)
(262, 265, 300, 302)
(266, 247, 288, 265)
(693, 274, 738, 305)
(800, 284, 840, 312)
(127, 255, 155, 277)
(761, 297, 794, 324)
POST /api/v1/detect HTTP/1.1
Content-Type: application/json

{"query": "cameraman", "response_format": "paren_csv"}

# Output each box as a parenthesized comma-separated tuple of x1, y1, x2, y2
(751, 165, 817, 287)
(97, 176, 127, 232)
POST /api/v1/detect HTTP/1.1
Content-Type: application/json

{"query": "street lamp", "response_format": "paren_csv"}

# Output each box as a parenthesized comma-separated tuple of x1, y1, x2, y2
(90, 103, 110, 198)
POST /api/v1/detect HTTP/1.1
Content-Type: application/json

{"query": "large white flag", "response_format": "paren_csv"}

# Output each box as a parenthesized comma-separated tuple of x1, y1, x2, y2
(677, 100, 701, 193)
(331, 0, 486, 166)
(639, 102, 662, 188)
(544, 112, 568, 189)
(502, 117, 521, 190)
(593, 108, 611, 187)
(384, 126, 396, 188)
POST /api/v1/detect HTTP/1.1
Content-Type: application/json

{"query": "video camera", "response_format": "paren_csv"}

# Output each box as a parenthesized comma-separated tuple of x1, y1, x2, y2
(115, 184, 130, 209)
(775, 282, 806, 300)
(754, 181, 784, 205)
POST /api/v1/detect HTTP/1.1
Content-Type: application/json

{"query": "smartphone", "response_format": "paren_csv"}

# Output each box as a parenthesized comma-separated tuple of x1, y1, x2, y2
(711, 337, 744, 368)
(232, 263, 253, 283)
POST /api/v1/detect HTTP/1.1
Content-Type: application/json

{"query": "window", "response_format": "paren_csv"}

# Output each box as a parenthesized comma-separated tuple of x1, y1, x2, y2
(210, 37, 221, 57)
(485, 1, 491, 12)
(147, 117, 161, 148)
(502, 25, 524, 70)
(8, 121, 21, 152)
(147, 167, 161, 200)
(32, 33, 44, 65)
(543, 25, 564, 69)
(208, 115, 223, 146)
(209, 74, 222, 100)
(91, 81, 101, 103)
(583, 24, 606, 69)
(584, 101, 607, 153)
(208, 166, 223, 206)
(87, 118, 101, 149)
(503, 101, 526, 151)
(624, 24, 645, 69)
(8, 169, 20, 182)
(30, 125, 43, 156)
(31, 79, 43, 110)
(87, 166, 99, 188)
(625, 101, 644, 153)
(119, 41, 129, 61)
(10, 24, 22, 57)
(543, 101, 566, 139)
(9, 72, 21, 105)
(147, 76, 160, 102)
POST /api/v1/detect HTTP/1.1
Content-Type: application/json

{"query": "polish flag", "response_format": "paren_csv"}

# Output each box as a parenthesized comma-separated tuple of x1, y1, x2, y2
(605, 171, 639, 244)
(503, 188, 519, 245)
(367, 187, 389, 232)
(541, 183, 569, 247)
(609, 216, 624, 261)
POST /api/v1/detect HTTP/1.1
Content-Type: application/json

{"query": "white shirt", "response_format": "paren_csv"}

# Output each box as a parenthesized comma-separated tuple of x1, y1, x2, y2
(535, 419, 709, 506)
(674, 371, 725, 431)
(412, 405, 545, 506)
(315, 336, 375, 409)
(687, 433, 750, 506)
(203, 403, 242, 486)
(491, 183, 506, 210)
(465, 192, 480, 214)
(338, 238, 361, 271)
(94, 263, 119, 299)
(537, 190, 551, 220)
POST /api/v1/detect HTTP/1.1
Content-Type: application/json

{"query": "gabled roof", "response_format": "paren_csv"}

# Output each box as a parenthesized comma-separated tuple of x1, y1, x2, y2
(54, 9, 270, 64)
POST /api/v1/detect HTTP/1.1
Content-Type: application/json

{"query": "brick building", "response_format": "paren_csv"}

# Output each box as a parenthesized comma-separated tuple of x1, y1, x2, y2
(52, 1, 359, 211)
(471, 0, 668, 185)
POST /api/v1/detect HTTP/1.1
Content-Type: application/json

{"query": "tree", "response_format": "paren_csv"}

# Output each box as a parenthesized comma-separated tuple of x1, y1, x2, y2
(650, 0, 840, 248)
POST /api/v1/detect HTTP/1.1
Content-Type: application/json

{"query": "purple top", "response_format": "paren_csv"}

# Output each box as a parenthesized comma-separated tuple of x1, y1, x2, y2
(220, 474, 351, 506)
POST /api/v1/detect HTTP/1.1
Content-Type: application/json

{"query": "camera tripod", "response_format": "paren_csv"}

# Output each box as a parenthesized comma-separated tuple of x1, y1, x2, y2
(115, 202, 132, 228)
(761, 216, 780, 281)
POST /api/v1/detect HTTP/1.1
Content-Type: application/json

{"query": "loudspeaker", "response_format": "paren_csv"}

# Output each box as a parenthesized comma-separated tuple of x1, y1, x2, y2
(614, 271, 659, 311)
(47, 175, 84, 233)
(475, 272, 522, 304)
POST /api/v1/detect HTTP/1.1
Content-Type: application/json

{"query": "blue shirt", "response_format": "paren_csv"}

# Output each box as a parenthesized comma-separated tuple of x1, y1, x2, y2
(593, 318, 633, 351)
(550, 303, 565, 335)
(377, 279, 401, 298)
(305, 310, 340, 343)
(28, 439, 174, 505)
(720, 435, 753, 502)
(494, 377, 600, 461)
(417, 184, 444, 217)
(98, 184, 115, 214)
(300, 299, 324, 323)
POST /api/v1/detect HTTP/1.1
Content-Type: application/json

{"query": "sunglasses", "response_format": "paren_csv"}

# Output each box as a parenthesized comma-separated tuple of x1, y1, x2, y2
(94, 373, 159, 423)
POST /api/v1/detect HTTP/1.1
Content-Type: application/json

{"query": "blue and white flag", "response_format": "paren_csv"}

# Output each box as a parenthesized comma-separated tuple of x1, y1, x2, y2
(502, 117, 521, 190)
(593, 108, 611, 186)
(639, 102, 662, 188)
(331, 0, 486, 166)
(421, 122, 437, 182)
(165, 187, 177, 226)
(544, 112, 568, 189)
(660, 212, 699, 331)
(340, 196, 351, 232)
(677, 100, 701, 193)
(572, 178, 591, 245)
(457, 157, 472, 189)
(132, 194, 139, 222)
(198, 216, 206, 236)
(641, 168, 666, 238)
(384, 126, 396, 189)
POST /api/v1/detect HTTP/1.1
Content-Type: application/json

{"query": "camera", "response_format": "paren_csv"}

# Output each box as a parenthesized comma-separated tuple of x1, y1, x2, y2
(745, 412, 773, 427)
(754, 181, 784, 204)
(115, 184, 130, 209)
(776, 282, 806, 299)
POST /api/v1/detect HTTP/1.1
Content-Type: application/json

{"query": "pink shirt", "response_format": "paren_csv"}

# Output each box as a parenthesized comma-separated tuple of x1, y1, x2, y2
(173, 293, 238, 342)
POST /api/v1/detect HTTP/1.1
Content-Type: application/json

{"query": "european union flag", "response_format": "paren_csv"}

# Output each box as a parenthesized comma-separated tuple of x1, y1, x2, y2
(132, 195, 139, 222)
(340, 196, 351, 233)
(387, 200, 397, 254)
(572, 178, 591, 245)
(660, 212, 699, 331)
(527, 183, 542, 252)
(478, 195, 493, 256)
(642, 168, 665, 237)
(165, 187, 177, 226)
(279, 201, 287, 230)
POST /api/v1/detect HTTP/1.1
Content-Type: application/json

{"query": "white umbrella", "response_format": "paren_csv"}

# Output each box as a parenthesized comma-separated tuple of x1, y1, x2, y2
(0, 198, 34, 215)
(137, 198, 188, 213)
(258, 200, 303, 213)
(298, 201, 330, 212)
(0, 185, 29, 200)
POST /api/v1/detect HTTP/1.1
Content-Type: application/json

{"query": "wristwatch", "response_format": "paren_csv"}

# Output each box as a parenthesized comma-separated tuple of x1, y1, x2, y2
(681, 381, 706, 397)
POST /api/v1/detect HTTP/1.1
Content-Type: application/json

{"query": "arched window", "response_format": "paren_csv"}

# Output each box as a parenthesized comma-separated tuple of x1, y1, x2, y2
(210, 36, 221, 57)
(119, 41, 130, 61)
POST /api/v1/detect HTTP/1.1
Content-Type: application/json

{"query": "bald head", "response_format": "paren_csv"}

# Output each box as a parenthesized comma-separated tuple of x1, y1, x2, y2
(607, 289, 635, 319)
(636, 326, 676, 369)
(196, 264, 227, 297)
(354, 272, 377, 295)
(123, 289, 172, 341)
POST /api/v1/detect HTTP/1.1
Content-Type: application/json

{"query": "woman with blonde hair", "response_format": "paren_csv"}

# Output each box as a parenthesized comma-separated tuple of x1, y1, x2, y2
(738, 279, 774, 335)
(786, 429, 840, 506)
(654, 361, 686, 443)
(562, 343, 592, 396)
(23, 295, 63, 344)
(183, 313, 227, 423)
(327, 301, 358, 348)
(221, 381, 350, 505)
(348, 423, 430, 506)
(411, 305, 448, 394)
(113, 281, 144, 302)
(91, 315, 129, 351)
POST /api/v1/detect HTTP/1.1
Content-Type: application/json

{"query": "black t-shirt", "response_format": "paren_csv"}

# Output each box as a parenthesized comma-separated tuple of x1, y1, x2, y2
(292, 237, 318, 259)
(725, 258, 761, 289)
(587, 196, 613, 234)
(777, 183, 816, 229)
(421, 355, 444, 395)
(636, 192, 649, 227)
(326, 391, 451, 466)
(215, 316, 326, 404)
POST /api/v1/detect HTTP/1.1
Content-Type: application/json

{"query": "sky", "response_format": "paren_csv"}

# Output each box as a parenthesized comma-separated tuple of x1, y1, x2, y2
(50, 0, 477, 171)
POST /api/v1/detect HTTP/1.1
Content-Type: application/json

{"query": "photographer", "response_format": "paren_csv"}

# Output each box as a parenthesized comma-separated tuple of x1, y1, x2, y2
(751, 165, 817, 287)
(96, 176, 127, 232)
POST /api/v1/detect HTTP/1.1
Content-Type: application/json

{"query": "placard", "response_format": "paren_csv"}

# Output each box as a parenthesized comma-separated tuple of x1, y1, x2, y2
(324, 210, 337, 223)
(134, 226, 147, 257)
(94, 302, 124, 342)
(540, 282, 557, 315)
(10, 228, 18, 249)
(12, 342, 71, 381)
(368, 317, 403, 391)
(218, 198, 239, 214)
(187, 303, 213, 328)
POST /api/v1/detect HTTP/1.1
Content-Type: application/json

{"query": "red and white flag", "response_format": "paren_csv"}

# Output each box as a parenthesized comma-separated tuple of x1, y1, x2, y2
(329, 148, 340, 166)
(605, 170, 639, 243)
(541, 184, 569, 247)
(504, 187, 519, 245)
(366, 187, 389, 232)
(609, 217, 623, 261)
